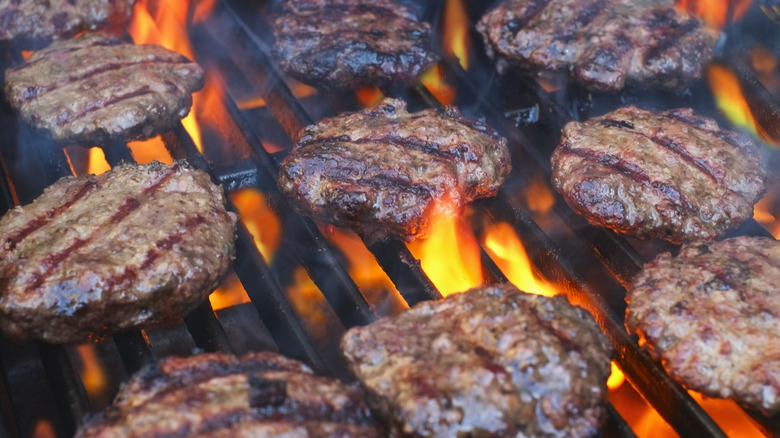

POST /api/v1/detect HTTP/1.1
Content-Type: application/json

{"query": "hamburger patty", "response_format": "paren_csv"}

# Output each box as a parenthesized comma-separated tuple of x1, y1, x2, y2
(551, 106, 766, 244)
(0, 0, 136, 49)
(76, 351, 384, 437)
(4, 33, 204, 145)
(476, 0, 721, 92)
(626, 236, 780, 412)
(341, 284, 613, 437)
(278, 98, 511, 241)
(0, 161, 236, 344)
(272, 0, 437, 89)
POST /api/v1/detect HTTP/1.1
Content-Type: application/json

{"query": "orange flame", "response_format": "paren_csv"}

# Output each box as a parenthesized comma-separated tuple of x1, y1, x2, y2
(420, 64, 457, 106)
(127, 137, 174, 165)
(689, 391, 763, 437)
(237, 82, 317, 110)
(754, 193, 780, 238)
(406, 204, 482, 296)
(677, 0, 752, 29)
(230, 188, 282, 263)
(607, 361, 626, 390)
(707, 64, 769, 140)
(482, 222, 556, 297)
(75, 344, 109, 398)
(128, 1, 220, 154)
(87, 147, 111, 175)
(525, 175, 556, 216)
(209, 270, 251, 311)
(443, 0, 470, 70)
(356, 87, 385, 107)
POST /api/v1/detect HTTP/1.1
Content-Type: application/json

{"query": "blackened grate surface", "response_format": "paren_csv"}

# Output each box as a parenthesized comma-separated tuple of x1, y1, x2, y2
(0, 0, 774, 437)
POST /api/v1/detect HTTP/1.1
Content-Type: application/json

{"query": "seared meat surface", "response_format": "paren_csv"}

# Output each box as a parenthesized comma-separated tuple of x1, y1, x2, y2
(477, 0, 721, 92)
(278, 98, 511, 241)
(341, 284, 613, 437)
(0, 0, 136, 49)
(626, 236, 780, 412)
(0, 161, 236, 343)
(551, 106, 766, 243)
(76, 351, 384, 437)
(4, 33, 204, 145)
(272, 0, 437, 89)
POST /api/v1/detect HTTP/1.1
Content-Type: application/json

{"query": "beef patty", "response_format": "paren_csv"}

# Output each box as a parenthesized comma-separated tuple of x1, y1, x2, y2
(0, 161, 236, 344)
(272, 0, 437, 89)
(4, 33, 204, 145)
(76, 351, 384, 437)
(341, 284, 613, 437)
(476, 0, 721, 92)
(551, 106, 766, 244)
(278, 98, 511, 241)
(0, 0, 136, 49)
(626, 236, 780, 412)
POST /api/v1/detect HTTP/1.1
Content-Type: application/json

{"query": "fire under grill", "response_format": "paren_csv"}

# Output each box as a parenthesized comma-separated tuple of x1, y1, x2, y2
(0, 0, 778, 437)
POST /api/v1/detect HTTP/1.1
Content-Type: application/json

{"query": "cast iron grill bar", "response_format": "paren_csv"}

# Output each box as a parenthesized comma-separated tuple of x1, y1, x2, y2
(112, 332, 156, 375)
(160, 119, 332, 371)
(37, 343, 91, 432)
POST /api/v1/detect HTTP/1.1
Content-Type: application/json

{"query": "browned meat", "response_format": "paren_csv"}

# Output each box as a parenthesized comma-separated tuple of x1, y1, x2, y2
(551, 106, 766, 244)
(476, 0, 721, 92)
(626, 236, 780, 412)
(0, 161, 236, 344)
(341, 284, 613, 437)
(272, 0, 437, 89)
(278, 98, 511, 241)
(76, 351, 384, 437)
(0, 0, 136, 49)
(4, 33, 204, 145)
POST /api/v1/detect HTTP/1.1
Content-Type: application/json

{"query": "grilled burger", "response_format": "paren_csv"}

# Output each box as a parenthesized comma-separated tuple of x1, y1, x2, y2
(626, 236, 780, 412)
(4, 33, 204, 145)
(341, 284, 613, 437)
(0, 161, 236, 343)
(76, 351, 385, 437)
(551, 106, 766, 243)
(278, 98, 511, 242)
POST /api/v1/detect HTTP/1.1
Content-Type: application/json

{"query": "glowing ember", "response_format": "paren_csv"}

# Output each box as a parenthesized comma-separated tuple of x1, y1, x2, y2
(482, 222, 556, 297)
(209, 270, 251, 311)
(356, 87, 385, 107)
(676, 0, 752, 29)
(75, 344, 109, 398)
(607, 361, 626, 390)
(87, 147, 111, 175)
(407, 204, 482, 296)
(127, 137, 174, 165)
(443, 0, 470, 70)
(420, 64, 457, 106)
(32, 419, 56, 438)
(525, 175, 556, 216)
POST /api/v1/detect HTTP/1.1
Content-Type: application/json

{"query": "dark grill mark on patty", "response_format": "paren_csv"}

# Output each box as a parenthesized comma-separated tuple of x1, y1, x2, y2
(650, 134, 720, 184)
(5, 179, 98, 251)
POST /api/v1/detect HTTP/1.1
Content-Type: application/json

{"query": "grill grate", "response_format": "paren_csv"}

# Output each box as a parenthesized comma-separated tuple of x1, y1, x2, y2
(0, 0, 775, 437)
